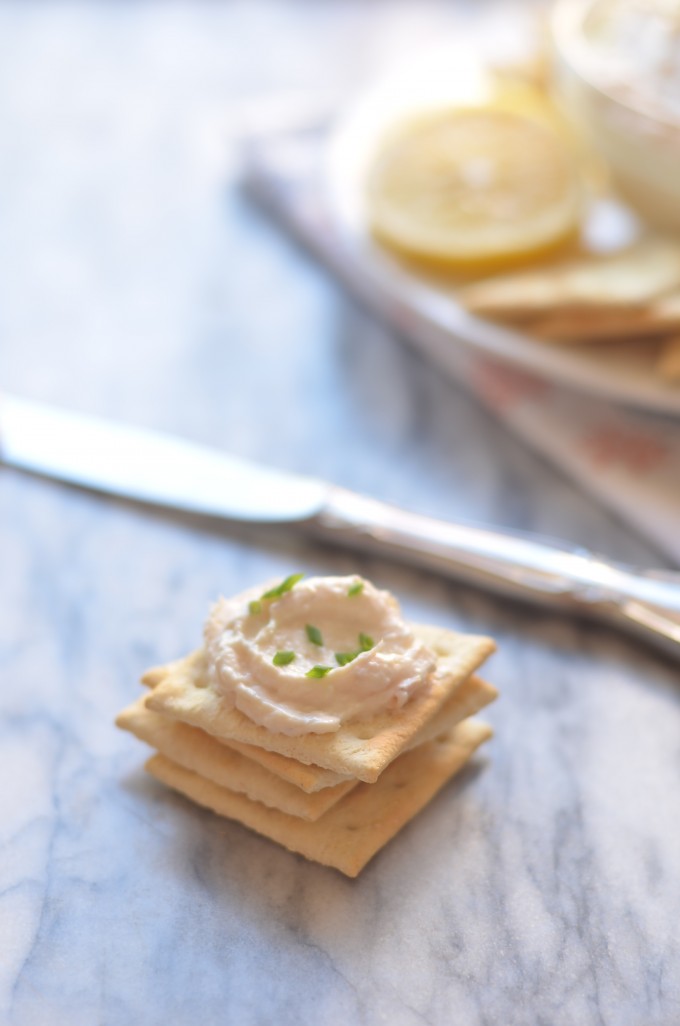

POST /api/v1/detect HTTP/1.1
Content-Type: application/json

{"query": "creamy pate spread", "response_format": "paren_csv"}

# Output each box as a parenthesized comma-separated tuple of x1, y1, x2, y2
(203, 575, 436, 736)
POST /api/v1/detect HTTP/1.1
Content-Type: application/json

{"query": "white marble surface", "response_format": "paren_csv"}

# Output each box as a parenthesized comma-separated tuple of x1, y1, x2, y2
(1, 2, 679, 1024)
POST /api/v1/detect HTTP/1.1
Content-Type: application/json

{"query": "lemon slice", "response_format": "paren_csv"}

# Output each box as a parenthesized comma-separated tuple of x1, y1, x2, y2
(366, 107, 583, 271)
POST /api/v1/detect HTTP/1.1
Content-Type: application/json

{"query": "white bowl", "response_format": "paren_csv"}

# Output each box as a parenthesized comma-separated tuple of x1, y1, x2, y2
(552, 0, 680, 234)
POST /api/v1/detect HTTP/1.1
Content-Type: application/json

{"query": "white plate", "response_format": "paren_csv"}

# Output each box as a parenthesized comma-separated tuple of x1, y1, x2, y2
(325, 49, 680, 418)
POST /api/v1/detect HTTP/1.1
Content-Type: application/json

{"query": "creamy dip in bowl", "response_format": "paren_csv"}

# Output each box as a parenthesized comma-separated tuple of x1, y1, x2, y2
(552, 0, 680, 232)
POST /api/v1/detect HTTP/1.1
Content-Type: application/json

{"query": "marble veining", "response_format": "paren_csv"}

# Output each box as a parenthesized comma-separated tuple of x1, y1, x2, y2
(1, 2, 679, 1024)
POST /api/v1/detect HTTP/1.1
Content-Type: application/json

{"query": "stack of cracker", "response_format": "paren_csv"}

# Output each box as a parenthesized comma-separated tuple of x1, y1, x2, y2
(458, 239, 680, 382)
(116, 624, 497, 877)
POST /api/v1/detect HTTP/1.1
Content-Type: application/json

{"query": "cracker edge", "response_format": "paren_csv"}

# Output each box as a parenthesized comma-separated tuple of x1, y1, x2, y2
(145, 718, 493, 877)
(116, 697, 357, 822)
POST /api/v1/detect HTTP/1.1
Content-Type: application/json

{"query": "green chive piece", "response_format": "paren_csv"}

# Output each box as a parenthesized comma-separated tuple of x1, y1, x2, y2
(305, 624, 324, 647)
(306, 665, 332, 678)
(335, 651, 357, 667)
(273, 651, 296, 667)
(279, 572, 304, 594)
(347, 582, 364, 597)
(358, 632, 374, 651)
(262, 573, 304, 601)
(248, 599, 263, 616)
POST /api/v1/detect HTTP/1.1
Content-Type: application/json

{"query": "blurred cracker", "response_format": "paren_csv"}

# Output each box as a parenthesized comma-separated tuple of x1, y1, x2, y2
(142, 662, 175, 688)
(655, 336, 680, 382)
(458, 241, 680, 321)
(145, 718, 493, 877)
(144, 624, 496, 784)
(528, 292, 680, 343)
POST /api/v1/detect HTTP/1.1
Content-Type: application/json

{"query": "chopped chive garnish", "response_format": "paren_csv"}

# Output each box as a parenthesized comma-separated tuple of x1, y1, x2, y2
(347, 581, 364, 597)
(305, 624, 324, 647)
(248, 599, 263, 616)
(306, 665, 332, 679)
(335, 651, 357, 667)
(359, 632, 374, 651)
(273, 651, 296, 667)
(262, 573, 304, 601)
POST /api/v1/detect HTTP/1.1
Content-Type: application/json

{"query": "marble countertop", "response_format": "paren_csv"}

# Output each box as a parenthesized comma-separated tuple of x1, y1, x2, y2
(1, 2, 679, 1024)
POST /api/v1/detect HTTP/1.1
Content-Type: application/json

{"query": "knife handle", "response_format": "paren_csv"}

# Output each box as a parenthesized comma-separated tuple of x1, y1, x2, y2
(310, 486, 680, 657)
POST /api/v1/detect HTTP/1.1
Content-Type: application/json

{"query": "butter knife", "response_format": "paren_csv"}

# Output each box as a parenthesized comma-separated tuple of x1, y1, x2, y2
(1, 393, 679, 657)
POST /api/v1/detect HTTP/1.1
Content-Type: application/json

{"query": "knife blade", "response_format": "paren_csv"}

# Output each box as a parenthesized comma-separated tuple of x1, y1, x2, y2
(1, 393, 679, 657)
(0, 394, 326, 523)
